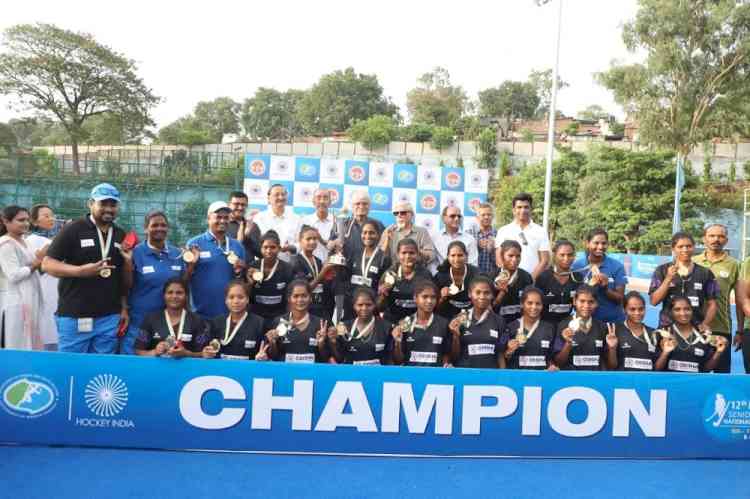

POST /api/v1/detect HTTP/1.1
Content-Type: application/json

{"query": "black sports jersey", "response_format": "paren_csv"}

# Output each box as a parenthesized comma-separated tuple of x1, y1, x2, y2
(382, 267, 433, 324)
(335, 318, 392, 365)
(271, 314, 328, 363)
(135, 309, 209, 353)
(649, 262, 720, 328)
(401, 314, 451, 367)
(534, 268, 585, 325)
(341, 247, 391, 321)
(433, 264, 480, 319)
(491, 268, 534, 323)
(663, 327, 716, 373)
(501, 319, 556, 370)
(291, 253, 335, 322)
(553, 316, 608, 371)
(613, 322, 659, 371)
(249, 258, 294, 321)
(208, 312, 265, 360)
(455, 309, 505, 369)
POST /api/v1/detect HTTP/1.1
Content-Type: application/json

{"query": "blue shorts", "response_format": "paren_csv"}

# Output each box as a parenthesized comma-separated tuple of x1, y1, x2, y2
(119, 324, 141, 355)
(56, 314, 120, 354)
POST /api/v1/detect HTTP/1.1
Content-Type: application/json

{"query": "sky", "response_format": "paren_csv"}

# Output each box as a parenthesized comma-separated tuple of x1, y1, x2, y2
(0, 0, 641, 129)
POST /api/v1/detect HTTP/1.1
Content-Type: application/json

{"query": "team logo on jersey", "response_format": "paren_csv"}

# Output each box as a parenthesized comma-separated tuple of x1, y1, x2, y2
(1, 374, 58, 418)
(398, 171, 415, 183)
(349, 166, 366, 182)
(703, 390, 750, 442)
(249, 159, 266, 176)
(445, 172, 462, 188)
(85, 374, 128, 418)
(298, 163, 317, 177)
(421, 195, 437, 211)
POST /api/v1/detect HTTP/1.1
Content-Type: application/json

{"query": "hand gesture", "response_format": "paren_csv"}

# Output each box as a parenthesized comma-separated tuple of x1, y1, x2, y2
(605, 323, 618, 349)
(326, 325, 338, 342)
(316, 320, 328, 344)
(78, 258, 115, 278)
(561, 327, 575, 344)
(169, 344, 189, 359)
(495, 278, 509, 293)
(201, 345, 218, 359)
(506, 339, 520, 355)
(236, 220, 246, 242)
(714, 335, 728, 353)
(255, 341, 270, 361)
(697, 322, 711, 334)
(666, 264, 678, 282)
(661, 337, 677, 354)
(119, 245, 133, 262)
(247, 267, 260, 284)
(448, 317, 461, 336)
(154, 341, 169, 356)
(595, 272, 609, 287)
(391, 325, 403, 342)
(265, 330, 279, 343)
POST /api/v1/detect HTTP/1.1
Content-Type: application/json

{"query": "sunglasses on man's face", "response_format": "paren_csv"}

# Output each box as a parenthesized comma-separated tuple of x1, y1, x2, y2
(393, 211, 410, 216)
(447, 214, 463, 219)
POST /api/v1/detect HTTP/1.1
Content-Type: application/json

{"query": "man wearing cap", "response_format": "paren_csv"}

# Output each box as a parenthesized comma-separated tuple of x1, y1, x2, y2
(252, 184, 300, 262)
(379, 201, 436, 268)
(43, 183, 132, 353)
(186, 201, 246, 319)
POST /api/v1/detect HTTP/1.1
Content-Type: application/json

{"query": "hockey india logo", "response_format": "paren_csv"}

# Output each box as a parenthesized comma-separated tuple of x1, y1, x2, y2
(397, 193, 411, 204)
(1, 374, 58, 418)
(249, 184, 263, 196)
(375, 166, 387, 180)
(249, 159, 266, 176)
(702, 389, 750, 441)
(85, 374, 128, 418)
(445, 172, 461, 188)
(446, 196, 459, 208)
(325, 162, 339, 176)
(301, 186, 313, 202)
(349, 166, 366, 182)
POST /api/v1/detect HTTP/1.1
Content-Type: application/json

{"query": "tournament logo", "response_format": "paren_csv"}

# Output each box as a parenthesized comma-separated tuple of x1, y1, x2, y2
(249, 184, 263, 196)
(422, 170, 436, 183)
(276, 160, 290, 173)
(397, 170, 415, 183)
(372, 193, 389, 207)
(298, 163, 317, 177)
(397, 193, 411, 204)
(703, 390, 750, 441)
(325, 163, 339, 177)
(421, 195, 437, 211)
(1, 374, 58, 418)
(300, 186, 313, 203)
(446, 196, 459, 208)
(445, 172, 462, 188)
(85, 374, 128, 418)
(375, 166, 387, 180)
(349, 166, 366, 182)
(470, 173, 482, 188)
(249, 159, 266, 176)
(468, 197, 482, 214)
(422, 218, 435, 230)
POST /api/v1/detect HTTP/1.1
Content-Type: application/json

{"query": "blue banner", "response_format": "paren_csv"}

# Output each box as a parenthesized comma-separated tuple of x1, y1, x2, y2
(1, 351, 748, 458)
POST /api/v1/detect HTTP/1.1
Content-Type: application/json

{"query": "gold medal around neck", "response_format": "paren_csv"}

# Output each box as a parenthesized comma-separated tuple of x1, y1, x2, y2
(99, 268, 112, 278)
(182, 251, 196, 264)
(383, 271, 397, 286)
(251, 270, 263, 282)
(209, 339, 221, 351)
(656, 328, 672, 340)
(515, 331, 528, 346)
(336, 322, 348, 337)
(449, 284, 460, 295)
(276, 318, 290, 337)
(227, 251, 239, 265)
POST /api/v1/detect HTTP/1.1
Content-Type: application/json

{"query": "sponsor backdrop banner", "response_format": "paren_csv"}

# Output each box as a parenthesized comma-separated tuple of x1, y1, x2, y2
(2, 351, 749, 458)
(244, 155, 489, 231)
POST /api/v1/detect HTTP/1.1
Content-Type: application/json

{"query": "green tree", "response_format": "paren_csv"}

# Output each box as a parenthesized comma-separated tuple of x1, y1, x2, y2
(406, 67, 470, 127)
(349, 114, 398, 150)
(429, 126, 455, 152)
(399, 123, 434, 142)
(610, 122, 626, 136)
(729, 161, 737, 183)
(0, 23, 159, 172)
(528, 68, 568, 118)
(521, 129, 535, 143)
(577, 104, 611, 121)
(0, 123, 17, 147)
(476, 128, 498, 169)
(240, 88, 304, 141)
(82, 112, 154, 144)
(157, 117, 214, 146)
(744, 160, 750, 181)
(596, 0, 750, 167)
(478, 81, 539, 136)
(297, 68, 398, 135)
(192, 97, 240, 143)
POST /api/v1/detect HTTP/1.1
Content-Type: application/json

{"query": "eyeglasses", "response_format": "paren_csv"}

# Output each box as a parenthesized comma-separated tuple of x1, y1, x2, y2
(393, 211, 410, 216)
(447, 214, 463, 219)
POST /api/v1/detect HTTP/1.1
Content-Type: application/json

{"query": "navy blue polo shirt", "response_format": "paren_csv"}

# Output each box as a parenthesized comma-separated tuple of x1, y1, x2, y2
(186, 231, 246, 319)
(572, 255, 627, 323)
(128, 242, 185, 330)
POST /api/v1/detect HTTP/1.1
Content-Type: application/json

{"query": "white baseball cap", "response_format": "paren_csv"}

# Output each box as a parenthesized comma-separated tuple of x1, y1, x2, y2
(207, 201, 231, 215)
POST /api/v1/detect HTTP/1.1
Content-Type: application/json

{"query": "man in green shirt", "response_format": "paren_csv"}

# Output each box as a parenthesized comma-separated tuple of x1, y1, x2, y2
(737, 255, 750, 374)
(693, 224, 741, 373)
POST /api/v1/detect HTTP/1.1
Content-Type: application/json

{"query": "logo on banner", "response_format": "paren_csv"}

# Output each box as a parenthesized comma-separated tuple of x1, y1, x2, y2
(423, 170, 436, 183)
(446, 196, 460, 208)
(329, 189, 340, 205)
(249, 184, 263, 197)
(372, 192, 389, 206)
(299, 186, 314, 203)
(470, 173, 483, 188)
(421, 195, 438, 211)
(350, 166, 366, 182)
(445, 172, 462, 188)
(1, 374, 58, 418)
(85, 374, 128, 417)
(298, 163, 317, 178)
(422, 218, 436, 231)
(249, 159, 266, 176)
(375, 165, 388, 180)
(467, 197, 482, 214)
(326, 163, 339, 176)
(398, 170, 415, 183)
(277, 160, 290, 174)
(703, 391, 750, 441)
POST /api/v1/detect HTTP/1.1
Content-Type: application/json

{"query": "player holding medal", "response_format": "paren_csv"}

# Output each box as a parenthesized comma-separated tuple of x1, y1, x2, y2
(502, 287, 558, 370)
(434, 241, 479, 319)
(205, 281, 265, 360)
(553, 285, 608, 370)
(340, 221, 391, 321)
(377, 238, 432, 324)
(247, 230, 294, 330)
(606, 292, 665, 371)
(43, 183, 130, 354)
(659, 296, 726, 373)
(291, 225, 337, 323)
(492, 240, 533, 324)
(534, 239, 584, 327)
(329, 287, 393, 365)
(451, 276, 506, 368)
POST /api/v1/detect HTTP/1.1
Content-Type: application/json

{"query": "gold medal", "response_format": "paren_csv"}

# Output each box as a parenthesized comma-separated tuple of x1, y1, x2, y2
(227, 251, 239, 265)
(569, 317, 581, 332)
(399, 315, 413, 332)
(515, 331, 528, 346)
(458, 310, 471, 330)
(384, 271, 396, 286)
(276, 318, 290, 337)
(336, 322, 348, 337)
(657, 328, 672, 340)
(99, 268, 111, 278)
(251, 270, 263, 282)
(209, 339, 221, 351)
(449, 284, 460, 295)
(182, 251, 196, 263)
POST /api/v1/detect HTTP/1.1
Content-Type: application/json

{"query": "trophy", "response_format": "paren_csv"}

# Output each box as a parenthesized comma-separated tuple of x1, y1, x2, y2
(515, 327, 528, 346)
(383, 269, 398, 287)
(276, 317, 291, 337)
(209, 339, 221, 352)
(588, 264, 601, 286)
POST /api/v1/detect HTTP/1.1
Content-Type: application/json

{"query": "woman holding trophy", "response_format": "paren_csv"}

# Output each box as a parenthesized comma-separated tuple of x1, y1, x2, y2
(501, 287, 558, 370)
(330, 287, 393, 365)
(377, 238, 432, 324)
(491, 240, 533, 324)
(606, 292, 665, 371)
(247, 230, 294, 330)
(657, 295, 726, 373)
(450, 276, 506, 369)
(340, 220, 391, 321)
(390, 280, 454, 367)
(134, 278, 212, 358)
(291, 225, 337, 323)
(205, 280, 266, 360)
(649, 231, 719, 331)
(433, 241, 480, 319)
(553, 285, 609, 370)
(264, 279, 332, 363)
(534, 240, 584, 327)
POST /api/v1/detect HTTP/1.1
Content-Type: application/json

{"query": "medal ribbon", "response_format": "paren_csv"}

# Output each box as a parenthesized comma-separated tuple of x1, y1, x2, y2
(518, 318, 541, 340)
(90, 215, 113, 263)
(300, 253, 319, 279)
(164, 309, 186, 341)
(625, 321, 653, 349)
(671, 324, 704, 346)
(450, 265, 467, 291)
(260, 258, 279, 282)
(223, 312, 248, 346)
(361, 248, 379, 278)
(468, 307, 489, 326)
(352, 317, 376, 340)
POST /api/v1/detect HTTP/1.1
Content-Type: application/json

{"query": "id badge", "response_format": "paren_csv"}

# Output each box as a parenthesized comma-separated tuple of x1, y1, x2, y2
(78, 318, 94, 333)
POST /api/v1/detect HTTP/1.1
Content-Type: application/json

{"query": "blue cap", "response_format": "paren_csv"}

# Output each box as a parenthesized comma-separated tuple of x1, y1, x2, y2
(90, 183, 120, 202)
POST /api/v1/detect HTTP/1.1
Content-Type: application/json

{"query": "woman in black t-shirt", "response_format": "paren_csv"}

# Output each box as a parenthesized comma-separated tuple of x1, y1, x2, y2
(534, 239, 584, 327)
(291, 225, 337, 323)
(553, 285, 608, 371)
(265, 279, 331, 364)
(502, 286, 557, 370)
(434, 241, 480, 319)
(451, 276, 505, 369)
(659, 295, 726, 373)
(341, 220, 391, 321)
(206, 280, 266, 361)
(377, 238, 432, 324)
(135, 277, 212, 358)
(247, 230, 294, 329)
(331, 287, 392, 365)
(606, 292, 664, 371)
(492, 240, 533, 324)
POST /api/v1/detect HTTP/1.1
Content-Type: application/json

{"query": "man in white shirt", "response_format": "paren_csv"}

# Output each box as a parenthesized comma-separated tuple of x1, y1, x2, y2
(431, 206, 478, 272)
(252, 184, 300, 262)
(301, 188, 335, 262)
(494, 192, 550, 280)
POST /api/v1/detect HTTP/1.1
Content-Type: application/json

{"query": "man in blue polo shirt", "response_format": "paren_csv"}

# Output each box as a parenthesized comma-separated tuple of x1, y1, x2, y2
(186, 201, 246, 319)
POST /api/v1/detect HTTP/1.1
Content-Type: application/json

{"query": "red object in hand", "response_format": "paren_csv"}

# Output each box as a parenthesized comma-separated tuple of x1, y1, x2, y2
(122, 231, 139, 251)
(117, 319, 128, 338)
